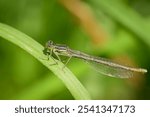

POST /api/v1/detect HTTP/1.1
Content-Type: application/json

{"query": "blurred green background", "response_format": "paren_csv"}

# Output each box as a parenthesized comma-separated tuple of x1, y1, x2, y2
(0, 0, 150, 100)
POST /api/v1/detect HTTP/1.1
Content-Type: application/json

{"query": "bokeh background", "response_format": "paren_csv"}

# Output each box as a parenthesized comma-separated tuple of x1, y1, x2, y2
(0, 0, 150, 100)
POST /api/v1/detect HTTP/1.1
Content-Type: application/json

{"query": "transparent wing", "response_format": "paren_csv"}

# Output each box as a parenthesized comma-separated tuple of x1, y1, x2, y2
(85, 58, 147, 78)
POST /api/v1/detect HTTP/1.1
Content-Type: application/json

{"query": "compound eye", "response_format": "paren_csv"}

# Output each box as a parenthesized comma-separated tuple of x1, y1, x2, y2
(48, 40, 53, 45)
(45, 40, 53, 48)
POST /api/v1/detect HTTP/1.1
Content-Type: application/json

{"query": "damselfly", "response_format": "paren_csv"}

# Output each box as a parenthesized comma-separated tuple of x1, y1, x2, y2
(43, 40, 147, 78)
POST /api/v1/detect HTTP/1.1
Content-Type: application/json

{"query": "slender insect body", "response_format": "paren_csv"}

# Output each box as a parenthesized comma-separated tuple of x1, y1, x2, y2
(44, 40, 147, 78)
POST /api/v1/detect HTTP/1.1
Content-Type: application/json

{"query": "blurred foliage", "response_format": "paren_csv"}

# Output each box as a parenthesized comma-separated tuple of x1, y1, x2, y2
(0, 0, 150, 99)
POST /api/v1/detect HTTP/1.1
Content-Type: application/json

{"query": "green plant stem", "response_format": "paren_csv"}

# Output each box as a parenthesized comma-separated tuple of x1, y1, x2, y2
(0, 23, 91, 100)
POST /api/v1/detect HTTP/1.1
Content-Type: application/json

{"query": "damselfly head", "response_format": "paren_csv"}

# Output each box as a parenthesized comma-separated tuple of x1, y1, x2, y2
(46, 40, 53, 48)
(43, 40, 54, 55)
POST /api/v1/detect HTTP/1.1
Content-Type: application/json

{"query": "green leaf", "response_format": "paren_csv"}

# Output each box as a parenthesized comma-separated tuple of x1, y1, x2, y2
(0, 23, 91, 100)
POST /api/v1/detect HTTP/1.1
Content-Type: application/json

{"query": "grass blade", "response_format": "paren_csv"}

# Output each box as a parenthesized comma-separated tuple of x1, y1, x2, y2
(0, 23, 91, 100)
